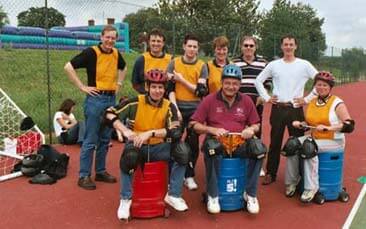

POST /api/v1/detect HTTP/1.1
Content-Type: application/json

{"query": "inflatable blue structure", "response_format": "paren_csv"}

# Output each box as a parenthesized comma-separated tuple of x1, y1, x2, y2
(0, 23, 130, 52)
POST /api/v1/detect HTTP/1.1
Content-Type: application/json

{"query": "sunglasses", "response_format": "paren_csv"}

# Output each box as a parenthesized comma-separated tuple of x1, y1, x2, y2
(243, 44, 255, 48)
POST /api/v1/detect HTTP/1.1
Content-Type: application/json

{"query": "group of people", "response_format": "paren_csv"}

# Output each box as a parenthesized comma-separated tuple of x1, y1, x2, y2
(62, 25, 354, 220)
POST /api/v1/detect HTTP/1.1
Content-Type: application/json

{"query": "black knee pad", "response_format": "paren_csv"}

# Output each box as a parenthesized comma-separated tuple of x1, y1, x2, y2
(203, 137, 224, 157)
(120, 145, 140, 175)
(300, 137, 318, 159)
(171, 142, 191, 165)
(281, 136, 302, 157)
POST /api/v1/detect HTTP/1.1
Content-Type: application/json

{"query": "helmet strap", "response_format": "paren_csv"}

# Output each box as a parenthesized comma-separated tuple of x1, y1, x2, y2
(316, 93, 331, 106)
(147, 93, 162, 106)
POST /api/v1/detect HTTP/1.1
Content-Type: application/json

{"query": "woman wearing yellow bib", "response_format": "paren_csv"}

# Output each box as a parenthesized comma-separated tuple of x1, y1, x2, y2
(283, 71, 354, 202)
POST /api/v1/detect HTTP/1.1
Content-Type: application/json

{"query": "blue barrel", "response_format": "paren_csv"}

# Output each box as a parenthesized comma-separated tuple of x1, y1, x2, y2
(218, 158, 247, 211)
(318, 151, 344, 200)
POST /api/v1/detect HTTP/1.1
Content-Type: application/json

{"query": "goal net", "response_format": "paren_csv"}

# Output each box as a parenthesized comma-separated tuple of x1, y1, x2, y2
(0, 88, 45, 181)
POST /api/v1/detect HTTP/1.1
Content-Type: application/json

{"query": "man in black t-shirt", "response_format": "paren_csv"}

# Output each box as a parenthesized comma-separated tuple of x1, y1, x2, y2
(64, 25, 127, 190)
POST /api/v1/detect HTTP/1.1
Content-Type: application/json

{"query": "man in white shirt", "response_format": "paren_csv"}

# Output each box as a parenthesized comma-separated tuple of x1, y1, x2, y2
(255, 35, 318, 188)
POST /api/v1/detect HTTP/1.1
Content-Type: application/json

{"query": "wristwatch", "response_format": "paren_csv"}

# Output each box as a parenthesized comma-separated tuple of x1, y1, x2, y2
(151, 131, 156, 137)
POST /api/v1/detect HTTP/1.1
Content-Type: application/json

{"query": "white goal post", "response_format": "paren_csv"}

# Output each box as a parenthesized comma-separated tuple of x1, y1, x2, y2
(0, 88, 45, 182)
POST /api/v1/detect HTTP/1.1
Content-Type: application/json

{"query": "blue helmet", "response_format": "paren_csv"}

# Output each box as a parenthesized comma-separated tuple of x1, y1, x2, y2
(222, 64, 242, 80)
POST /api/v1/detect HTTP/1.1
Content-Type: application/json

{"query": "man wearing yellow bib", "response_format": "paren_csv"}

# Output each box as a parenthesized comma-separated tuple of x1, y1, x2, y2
(131, 28, 172, 94)
(284, 71, 354, 202)
(167, 34, 209, 190)
(104, 69, 189, 220)
(64, 25, 127, 190)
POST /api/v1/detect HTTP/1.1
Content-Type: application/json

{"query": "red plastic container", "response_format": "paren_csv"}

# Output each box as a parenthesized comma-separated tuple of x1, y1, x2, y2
(131, 161, 169, 218)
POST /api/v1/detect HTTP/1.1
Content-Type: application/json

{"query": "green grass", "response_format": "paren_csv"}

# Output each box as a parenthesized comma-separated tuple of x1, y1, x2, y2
(0, 48, 358, 140)
(0, 48, 139, 136)
(350, 191, 366, 228)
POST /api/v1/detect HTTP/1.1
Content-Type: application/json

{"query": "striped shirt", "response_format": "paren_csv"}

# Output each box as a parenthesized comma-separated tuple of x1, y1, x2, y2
(232, 56, 271, 97)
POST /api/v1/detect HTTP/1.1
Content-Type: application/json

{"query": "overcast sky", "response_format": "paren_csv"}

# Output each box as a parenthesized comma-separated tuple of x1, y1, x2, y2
(260, 0, 366, 52)
(1, 0, 365, 52)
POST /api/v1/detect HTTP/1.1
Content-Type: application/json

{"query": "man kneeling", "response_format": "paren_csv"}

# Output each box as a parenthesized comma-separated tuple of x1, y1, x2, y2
(105, 69, 188, 220)
(190, 64, 264, 214)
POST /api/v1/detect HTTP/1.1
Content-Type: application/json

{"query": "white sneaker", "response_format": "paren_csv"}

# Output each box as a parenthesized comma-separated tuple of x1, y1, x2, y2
(184, 177, 198, 190)
(301, 189, 318, 202)
(260, 168, 265, 177)
(207, 196, 220, 214)
(164, 194, 188, 211)
(244, 192, 260, 214)
(117, 199, 131, 220)
(285, 177, 301, 197)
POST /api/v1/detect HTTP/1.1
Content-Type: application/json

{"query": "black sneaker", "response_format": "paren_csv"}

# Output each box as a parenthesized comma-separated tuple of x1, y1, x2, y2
(262, 174, 276, 185)
(95, 171, 117, 183)
(78, 176, 96, 190)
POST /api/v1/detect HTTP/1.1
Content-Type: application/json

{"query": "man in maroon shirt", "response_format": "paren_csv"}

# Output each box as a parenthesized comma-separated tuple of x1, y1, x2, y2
(190, 64, 263, 214)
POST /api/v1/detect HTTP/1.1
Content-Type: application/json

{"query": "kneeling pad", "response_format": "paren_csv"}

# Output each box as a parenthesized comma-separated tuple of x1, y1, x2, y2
(21, 166, 40, 177)
(29, 173, 56, 185)
(22, 154, 44, 168)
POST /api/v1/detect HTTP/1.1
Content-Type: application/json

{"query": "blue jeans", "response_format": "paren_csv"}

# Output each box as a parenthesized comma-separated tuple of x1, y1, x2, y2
(203, 145, 263, 198)
(121, 142, 186, 199)
(79, 94, 115, 177)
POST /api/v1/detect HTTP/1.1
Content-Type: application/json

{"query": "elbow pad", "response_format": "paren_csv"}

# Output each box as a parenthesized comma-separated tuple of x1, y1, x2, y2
(340, 119, 355, 133)
(195, 83, 208, 98)
(103, 110, 119, 128)
(166, 81, 176, 94)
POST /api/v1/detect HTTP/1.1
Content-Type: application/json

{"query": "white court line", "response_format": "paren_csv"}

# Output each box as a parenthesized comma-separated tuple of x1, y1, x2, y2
(343, 183, 366, 229)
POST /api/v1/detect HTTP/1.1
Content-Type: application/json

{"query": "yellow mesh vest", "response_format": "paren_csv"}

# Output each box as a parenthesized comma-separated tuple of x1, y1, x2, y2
(142, 52, 172, 73)
(207, 60, 223, 93)
(174, 57, 204, 102)
(92, 46, 118, 90)
(134, 95, 170, 144)
(306, 95, 337, 139)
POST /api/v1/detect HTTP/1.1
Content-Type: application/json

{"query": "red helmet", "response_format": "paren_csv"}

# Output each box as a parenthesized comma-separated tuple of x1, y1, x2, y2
(314, 71, 335, 87)
(145, 69, 168, 84)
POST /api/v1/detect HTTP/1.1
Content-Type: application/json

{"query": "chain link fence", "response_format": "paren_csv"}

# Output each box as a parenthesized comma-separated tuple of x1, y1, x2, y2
(0, 0, 148, 143)
(0, 0, 364, 143)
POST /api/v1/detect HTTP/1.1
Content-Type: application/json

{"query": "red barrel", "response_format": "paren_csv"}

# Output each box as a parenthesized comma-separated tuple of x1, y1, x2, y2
(131, 161, 168, 218)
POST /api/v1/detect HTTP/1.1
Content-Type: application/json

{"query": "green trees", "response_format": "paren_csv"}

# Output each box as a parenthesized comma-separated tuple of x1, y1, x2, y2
(341, 48, 366, 78)
(17, 7, 65, 28)
(259, 0, 326, 61)
(0, 5, 9, 28)
(124, 0, 261, 56)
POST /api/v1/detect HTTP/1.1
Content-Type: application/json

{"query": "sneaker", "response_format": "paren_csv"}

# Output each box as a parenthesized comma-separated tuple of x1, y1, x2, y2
(285, 177, 301, 197)
(260, 168, 265, 177)
(164, 194, 188, 211)
(301, 189, 318, 203)
(78, 176, 96, 190)
(262, 174, 276, 185)
(243, 192, 260, 214)
(95, 171, 117, 183)
(184, 177, 198, 190)
(285, 184, 297, 197)
(207, 196, 220, 214)
(117, 199, 131, 220)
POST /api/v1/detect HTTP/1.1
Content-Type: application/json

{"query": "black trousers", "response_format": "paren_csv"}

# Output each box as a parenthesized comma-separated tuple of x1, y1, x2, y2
(180, 106, 199, 178)
(247, 95, 264, 139)
(266, 105, 305, 178)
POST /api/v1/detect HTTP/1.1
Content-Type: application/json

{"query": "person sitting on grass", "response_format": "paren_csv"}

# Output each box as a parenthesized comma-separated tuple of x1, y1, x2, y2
(53, 98, 85, 145)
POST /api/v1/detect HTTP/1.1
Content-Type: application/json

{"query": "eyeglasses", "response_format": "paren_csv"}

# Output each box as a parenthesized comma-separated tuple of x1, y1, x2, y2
(243, 44, 255, 48)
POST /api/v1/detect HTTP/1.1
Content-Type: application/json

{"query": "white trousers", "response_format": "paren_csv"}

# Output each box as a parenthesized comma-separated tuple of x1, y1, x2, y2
(285, 136, 345, 191)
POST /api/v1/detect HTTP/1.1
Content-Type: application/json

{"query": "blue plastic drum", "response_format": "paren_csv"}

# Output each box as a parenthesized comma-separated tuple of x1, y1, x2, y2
(218, 158, 247, 211)
(318, 151, 344, 200)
